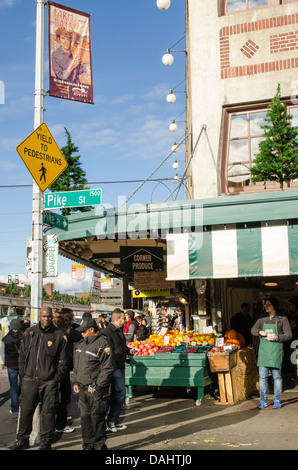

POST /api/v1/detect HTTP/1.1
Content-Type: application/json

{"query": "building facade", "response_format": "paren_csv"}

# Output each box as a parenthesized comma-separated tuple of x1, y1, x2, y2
(185, 0, 298, 199)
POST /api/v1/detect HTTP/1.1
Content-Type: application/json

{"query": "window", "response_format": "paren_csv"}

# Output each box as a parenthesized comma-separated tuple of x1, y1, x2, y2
(221, 103, 298, 194)
(223, 0, 297, 14)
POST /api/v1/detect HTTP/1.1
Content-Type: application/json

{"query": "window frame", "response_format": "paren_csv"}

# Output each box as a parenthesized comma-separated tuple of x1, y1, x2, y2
(220, 100, 298, 195)
(222, 0, 297, 16)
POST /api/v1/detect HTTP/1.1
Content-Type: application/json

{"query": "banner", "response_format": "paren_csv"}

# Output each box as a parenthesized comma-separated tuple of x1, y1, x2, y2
(43, 235, 59, 277)
(48, 2, 94, 104)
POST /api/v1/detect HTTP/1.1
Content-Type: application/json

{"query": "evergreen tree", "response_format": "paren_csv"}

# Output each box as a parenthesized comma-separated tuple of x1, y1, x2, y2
(49, 128, 92, 215)
(250, 84, 298, 190)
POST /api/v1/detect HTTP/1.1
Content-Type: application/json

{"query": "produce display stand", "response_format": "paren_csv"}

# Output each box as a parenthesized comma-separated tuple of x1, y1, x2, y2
(125, 350, 213, 406)
(207, 349, 238, 405)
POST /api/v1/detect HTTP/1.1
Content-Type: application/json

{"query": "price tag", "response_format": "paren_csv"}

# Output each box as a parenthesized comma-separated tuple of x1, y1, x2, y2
(185, 337, 190, 344)
(215, 337, 224, 347)
(164, 336, 170, 345)
(203, 326, 213, 334)
(159, 327, 168, 336)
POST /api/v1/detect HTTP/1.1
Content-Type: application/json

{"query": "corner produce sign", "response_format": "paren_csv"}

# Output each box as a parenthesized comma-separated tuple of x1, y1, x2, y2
(16, 122, 68, 192)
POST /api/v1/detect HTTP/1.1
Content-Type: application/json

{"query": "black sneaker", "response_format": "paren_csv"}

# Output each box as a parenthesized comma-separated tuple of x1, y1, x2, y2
(7, 439, 30, 450)
(38, 441, 51, 450)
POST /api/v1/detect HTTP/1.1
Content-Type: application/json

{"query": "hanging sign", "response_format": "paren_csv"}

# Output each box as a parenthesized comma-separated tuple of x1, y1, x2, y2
(48, 2, 94, 104)
(120, 247, 164, 273)
(43, 235, 59, 277)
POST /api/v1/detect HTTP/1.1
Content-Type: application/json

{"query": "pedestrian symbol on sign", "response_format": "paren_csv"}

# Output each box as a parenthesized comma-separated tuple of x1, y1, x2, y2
(39, 163, 47, 183)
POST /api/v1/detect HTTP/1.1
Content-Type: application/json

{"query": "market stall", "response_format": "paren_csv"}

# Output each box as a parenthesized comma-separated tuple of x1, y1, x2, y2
(125, 328, 258, 406)
(125, 329, 216, 406)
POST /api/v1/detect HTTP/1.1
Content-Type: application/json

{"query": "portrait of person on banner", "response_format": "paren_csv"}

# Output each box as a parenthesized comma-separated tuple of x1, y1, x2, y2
(48, 2, 94, 104)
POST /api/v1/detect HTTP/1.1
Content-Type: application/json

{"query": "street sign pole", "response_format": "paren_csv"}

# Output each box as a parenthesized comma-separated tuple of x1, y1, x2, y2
(31, 0, 45, 325)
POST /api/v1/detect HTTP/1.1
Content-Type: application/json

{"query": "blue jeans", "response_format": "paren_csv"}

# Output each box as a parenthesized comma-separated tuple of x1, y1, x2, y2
(107, 369, 126, 426)
(7, 367, 22, 413)
(259, 366, 282, 402)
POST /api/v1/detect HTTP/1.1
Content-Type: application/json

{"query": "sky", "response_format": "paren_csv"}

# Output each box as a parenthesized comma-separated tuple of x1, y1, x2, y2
(0, 0, 186, 294)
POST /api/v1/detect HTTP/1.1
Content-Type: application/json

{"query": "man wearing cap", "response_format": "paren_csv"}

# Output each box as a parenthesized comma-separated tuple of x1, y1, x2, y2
(2, 319, 23, 414)
(73, 317, 115, 451)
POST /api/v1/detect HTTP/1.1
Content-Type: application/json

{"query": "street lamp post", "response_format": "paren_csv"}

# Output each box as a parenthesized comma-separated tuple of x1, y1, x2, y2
(31, 0, 45, 325)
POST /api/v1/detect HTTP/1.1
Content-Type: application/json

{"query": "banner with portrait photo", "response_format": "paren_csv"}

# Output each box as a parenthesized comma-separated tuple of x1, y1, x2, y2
(48, 2, 94, 104)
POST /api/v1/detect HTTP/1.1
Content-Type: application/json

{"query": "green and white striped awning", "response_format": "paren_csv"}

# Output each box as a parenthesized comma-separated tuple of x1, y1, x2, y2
(167, 220, 298, 280)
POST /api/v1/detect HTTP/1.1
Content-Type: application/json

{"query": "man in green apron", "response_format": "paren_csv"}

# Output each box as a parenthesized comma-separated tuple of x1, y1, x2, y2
(251, 297, 292, 409)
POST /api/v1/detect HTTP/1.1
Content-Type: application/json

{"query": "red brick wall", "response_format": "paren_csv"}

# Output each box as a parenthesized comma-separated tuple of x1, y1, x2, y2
(220, 13, 298, 79)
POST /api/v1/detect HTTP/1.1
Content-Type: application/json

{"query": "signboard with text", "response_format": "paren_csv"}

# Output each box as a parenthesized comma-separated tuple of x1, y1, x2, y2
(44, 188, 102, 210)
(120, 247, 164, 273)
(48, 2, 94, 104)
(16, 122, 68, 192)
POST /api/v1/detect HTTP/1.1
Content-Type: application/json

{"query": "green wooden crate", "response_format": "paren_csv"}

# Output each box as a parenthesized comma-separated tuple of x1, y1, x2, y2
(125, 353, 212, 405)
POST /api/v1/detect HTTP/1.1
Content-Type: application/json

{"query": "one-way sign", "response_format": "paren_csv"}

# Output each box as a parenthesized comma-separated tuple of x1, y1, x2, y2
(43, 211, 68, 231)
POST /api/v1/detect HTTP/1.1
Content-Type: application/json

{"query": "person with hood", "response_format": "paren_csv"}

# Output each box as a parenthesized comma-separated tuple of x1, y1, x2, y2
(2, 318, 23, 413)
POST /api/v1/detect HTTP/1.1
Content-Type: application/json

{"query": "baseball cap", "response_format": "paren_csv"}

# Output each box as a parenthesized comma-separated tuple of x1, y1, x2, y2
(77, 317, 97, 332)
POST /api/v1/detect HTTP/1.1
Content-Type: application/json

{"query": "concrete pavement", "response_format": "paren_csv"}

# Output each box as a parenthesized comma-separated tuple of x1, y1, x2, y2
(0, 367, 298, 454)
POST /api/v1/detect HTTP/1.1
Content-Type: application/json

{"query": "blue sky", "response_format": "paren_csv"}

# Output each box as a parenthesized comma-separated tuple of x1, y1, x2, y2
(0, 0, 186, 293)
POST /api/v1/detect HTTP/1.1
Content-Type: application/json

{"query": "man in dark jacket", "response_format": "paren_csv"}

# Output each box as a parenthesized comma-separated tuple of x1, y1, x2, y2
(103, 309, 131, 432)
(73, 317, 115, 450)
(8, 307, 69, 450)
(2, 319, 23, 413)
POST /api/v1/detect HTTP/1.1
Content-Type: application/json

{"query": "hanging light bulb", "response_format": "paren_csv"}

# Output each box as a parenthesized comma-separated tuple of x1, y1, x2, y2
(157, 0, 171, 10)
(169, 120, 178, 132)
(173, 159, 179, 169)
(162, 49, 174, 66)
(105, 261, 114, 270)
(166, 90, 176, 103)
(173, 173, 180, 181)
(171, 143, 179, 153)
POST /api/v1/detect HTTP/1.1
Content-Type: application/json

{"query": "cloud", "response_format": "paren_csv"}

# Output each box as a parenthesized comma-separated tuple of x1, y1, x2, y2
(0, 160, 18, 170)
(0, 0, 18, 7)
(44, 271, 93, 294)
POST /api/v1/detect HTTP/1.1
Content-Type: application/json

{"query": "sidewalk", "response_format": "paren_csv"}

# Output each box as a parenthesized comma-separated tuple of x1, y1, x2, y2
(1, 367, 298, 452)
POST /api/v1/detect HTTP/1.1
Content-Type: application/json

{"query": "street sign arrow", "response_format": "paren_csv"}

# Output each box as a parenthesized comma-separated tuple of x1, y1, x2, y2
(43, 211, 68, 231)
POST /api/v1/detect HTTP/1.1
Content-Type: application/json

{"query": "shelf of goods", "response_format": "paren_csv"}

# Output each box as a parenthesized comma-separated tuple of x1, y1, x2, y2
(125, 330, 216, 406)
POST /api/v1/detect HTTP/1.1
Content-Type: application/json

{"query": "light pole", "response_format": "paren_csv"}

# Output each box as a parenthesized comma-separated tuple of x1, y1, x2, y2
(31, 0, 45, 325)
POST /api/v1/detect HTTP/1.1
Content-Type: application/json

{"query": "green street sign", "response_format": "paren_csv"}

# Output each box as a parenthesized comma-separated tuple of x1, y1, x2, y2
(43, 211, 68, 231)
(44, 188, 102, 210)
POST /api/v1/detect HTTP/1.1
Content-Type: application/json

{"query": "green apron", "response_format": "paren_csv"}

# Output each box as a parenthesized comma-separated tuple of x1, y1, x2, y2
(257, 322, 283, 369)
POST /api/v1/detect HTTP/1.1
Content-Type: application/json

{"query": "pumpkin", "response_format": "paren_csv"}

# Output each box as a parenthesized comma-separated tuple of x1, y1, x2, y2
(224, 329, 246, 348)
(224, 329, 238, 340)
(225, 339, 241, 350)
(237, 332, 246, 348)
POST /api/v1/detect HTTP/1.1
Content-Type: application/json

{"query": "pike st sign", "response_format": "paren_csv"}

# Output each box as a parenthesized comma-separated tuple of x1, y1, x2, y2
(44, 188, 102, 210)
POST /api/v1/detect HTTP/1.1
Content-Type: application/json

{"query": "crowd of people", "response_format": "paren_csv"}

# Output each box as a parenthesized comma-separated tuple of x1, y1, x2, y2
(1, 306, 148, 451)
(1, 296, 298, 450)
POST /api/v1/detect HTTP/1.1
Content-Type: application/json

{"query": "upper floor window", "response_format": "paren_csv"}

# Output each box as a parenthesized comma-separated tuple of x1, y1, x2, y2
(223, 0, 297, 14)
(220, 103, 298, 194)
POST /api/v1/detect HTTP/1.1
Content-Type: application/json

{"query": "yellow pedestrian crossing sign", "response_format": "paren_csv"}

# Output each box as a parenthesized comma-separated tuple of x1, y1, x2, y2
(16, 122, 68, 192)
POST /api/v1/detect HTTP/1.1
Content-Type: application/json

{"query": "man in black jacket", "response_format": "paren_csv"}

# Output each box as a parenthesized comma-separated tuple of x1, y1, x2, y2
(8, 307, 69, 450)
(103, 309, 131, 432)
(73, 317, 115, 450)
(2, 319, 23, 413)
